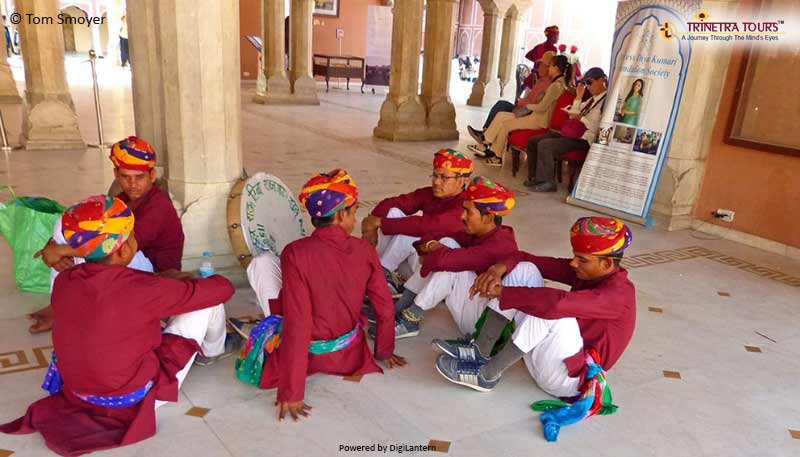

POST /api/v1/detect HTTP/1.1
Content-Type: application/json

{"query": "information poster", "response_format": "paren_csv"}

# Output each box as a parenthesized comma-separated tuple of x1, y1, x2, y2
(568, 0, 696, 225)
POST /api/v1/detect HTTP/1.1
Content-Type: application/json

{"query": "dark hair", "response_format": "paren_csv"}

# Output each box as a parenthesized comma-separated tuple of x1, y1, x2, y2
(476, 206, 502, 226)
(624, 79, 645, 102)
(608, 253, 624, 267)
(310, 202, 356, 228)
(551, 54, 573, 86)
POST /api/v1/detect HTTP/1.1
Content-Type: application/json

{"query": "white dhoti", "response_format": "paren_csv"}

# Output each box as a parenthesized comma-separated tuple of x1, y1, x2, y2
(156, 302, 228, 408)
(246, 251, 282, 317)
(488, 262, 583, 398)
(376, 208, 420, 278)
(409, 238, 491, 334)
(50, 216, 153, 291)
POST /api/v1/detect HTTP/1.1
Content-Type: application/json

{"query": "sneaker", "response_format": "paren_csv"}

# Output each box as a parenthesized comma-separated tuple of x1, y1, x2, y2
(383, 267, 405, 296)
(468, 143, 489, 158)
(195, 330, 245, 367)
(467, 125, 485, 144)
(431, 336, 487, 363)
(435, 354, 498, 392)
(367, 316, 420, 340)
(226, 317, 251, 340)
(485, 155, 502, 167)
(531, 181, 557, 192)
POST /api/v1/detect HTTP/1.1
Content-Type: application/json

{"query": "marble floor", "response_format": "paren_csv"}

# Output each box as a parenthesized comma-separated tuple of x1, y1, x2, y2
(0, 59, 799, 457)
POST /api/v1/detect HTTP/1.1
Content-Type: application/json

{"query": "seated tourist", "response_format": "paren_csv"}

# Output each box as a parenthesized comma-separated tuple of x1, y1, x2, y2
(376, 177, 517, 339)
(250, 169, 406, 423)
(523, 67, 608, 191)
(361, 149, 472, 285)
(28, 136, 185, 334)
(472, 55, 572, 166)
(468, 51, 555, 146)
(0, 195, 238, 456)
(434, 217, 634, 439)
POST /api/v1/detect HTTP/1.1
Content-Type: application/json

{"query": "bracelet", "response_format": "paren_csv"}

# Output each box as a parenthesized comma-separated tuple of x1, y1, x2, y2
(424, 240, 437, 252)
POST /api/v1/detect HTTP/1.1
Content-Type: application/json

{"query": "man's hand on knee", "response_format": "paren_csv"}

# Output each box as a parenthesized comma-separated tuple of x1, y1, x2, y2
(471, 264, 507, 299)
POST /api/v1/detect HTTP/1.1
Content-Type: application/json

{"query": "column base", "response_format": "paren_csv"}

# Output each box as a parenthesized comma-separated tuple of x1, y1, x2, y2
(373, 97, 428, 141)
(23, 100, 85, 150)
(252, 75, 294, 104)
(425, 98, 459, 141)
(467, 79, 502, 107)
(291, 75, 319, 105)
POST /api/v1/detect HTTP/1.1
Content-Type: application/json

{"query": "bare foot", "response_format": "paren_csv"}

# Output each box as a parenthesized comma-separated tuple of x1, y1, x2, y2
(28, 305, 54, 334)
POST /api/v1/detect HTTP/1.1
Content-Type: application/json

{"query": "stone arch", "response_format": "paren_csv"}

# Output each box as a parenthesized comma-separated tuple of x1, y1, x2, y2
(60, 5, 92, 54)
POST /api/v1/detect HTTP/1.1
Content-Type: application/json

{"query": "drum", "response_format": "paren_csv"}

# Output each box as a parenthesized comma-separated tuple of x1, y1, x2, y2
(227, 173, 308, 269)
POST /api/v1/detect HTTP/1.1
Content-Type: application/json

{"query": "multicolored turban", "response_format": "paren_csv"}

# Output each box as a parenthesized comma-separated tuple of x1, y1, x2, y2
(569, 217, 632, 257)
(433, 148, 473, 177)
(464, 176, 515, 216)
(545, 25, 559, 37)
(298, 169, 358, 218)
(109, 136, 156, 171)
(61, 195, 135, 260)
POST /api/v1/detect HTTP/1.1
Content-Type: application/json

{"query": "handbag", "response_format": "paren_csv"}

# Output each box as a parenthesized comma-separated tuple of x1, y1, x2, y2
(559, 93, 606, 139)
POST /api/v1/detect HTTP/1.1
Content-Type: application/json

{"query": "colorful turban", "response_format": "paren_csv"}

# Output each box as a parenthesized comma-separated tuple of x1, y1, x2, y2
(433, 148, 473, 177)
(569, 217, 632, 256)
(464, 176, 515, 216)
(298, 169, 359, 218)
(110, 136, 156, 171)
(545, 25, 559, 37)
(61, 195, 135, 260)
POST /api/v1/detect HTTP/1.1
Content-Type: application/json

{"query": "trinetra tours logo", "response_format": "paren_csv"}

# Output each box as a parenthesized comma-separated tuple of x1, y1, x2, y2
(659, 11, 786, 42)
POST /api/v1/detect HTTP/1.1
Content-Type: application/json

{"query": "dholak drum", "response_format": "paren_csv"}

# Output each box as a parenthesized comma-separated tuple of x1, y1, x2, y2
(227, 173, 308, 269)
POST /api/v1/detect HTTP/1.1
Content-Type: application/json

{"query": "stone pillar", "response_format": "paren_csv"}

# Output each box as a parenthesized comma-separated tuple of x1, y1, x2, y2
(289, 0, 318, 104)
(0, 29, 20, 103)
(497, 7, 521, 98)
(156, 0, 243, 269)
(420, 0, 458, 140)
(467, 2, 504, 107)
(254, 0, 292, 103)
(16, 0, 84, 149)
(373, 0, 427, 141)
(127, 0, 167, 167)
(651, 0, 739, 230)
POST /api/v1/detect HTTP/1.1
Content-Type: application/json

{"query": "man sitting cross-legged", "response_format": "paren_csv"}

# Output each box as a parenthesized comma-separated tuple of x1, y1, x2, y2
(373, 177, 517, 339)
(248, 169, 406, 423)
(28, 136, 185, 334)
(0, 195, 237, 456)
(433, 217, 635, 419)
(360, 149, 473, 287)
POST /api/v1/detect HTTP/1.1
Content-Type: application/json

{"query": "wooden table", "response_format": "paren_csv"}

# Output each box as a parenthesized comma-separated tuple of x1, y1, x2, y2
(313, 54, 365, 92)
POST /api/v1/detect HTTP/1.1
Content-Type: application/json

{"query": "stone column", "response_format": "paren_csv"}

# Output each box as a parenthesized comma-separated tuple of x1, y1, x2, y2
(651, 0, 739, 230)
(156, 0, 243, 269)
(467, 2, 504, 107)
(289, 0, 318, 104)
(254, 0, 292, 103)
(16, 0, 84, 149)
(373, 0, 427, 141)
(420, 0, 458, 140)
(497, 7, 521, 98)
(0, 29, 20, 103)
(127, 0, 167, 167)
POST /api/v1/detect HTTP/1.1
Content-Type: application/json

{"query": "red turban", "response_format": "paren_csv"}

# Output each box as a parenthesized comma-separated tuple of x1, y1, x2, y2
(298, 169, 358, 218)
(570, 217, 632, 256)
(110, 136, 156, 171)
(433, 148, 473, 177)
(545, 25, 559, 37)
(464, 176, 515, 216)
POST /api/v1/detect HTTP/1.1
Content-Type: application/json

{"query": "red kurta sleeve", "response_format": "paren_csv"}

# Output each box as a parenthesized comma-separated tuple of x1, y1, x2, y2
(379, 206, 463, 238)
(499, 285, 625, 320)
(135, 272, 234, 318)
(371, 188, 427, 218)
(501, 251, 577, 286)
(421, 241, 511, 277)
(365, 246, 395, 360)
(276, 245, 313, 403)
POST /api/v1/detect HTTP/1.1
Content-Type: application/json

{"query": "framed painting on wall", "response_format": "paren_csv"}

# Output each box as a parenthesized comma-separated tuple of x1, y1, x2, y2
(314, 0, 339, 17)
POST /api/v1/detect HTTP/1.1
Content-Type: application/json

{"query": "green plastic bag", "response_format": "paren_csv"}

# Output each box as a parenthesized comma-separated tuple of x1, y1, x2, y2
(0, 186, 65, 293)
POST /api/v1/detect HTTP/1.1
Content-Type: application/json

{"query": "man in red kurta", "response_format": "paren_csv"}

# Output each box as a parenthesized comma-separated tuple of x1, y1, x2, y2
(434, 217, 635, 401)
(252, 169, 406, 422)
(29, 136, 185, 333)
(0, 195, 235, 456)
(360, 149, 473, 284)
(383, 177, 518, 339)
(523, 25, 559, 89)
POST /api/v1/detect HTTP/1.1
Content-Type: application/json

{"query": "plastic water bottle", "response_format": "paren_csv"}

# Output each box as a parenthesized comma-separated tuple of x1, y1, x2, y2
(198, 251, 215, 278)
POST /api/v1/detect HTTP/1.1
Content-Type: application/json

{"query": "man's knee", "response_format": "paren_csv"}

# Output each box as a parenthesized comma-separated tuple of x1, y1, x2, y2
(503, 262, 544, 288)
(438, 237, 461, 250)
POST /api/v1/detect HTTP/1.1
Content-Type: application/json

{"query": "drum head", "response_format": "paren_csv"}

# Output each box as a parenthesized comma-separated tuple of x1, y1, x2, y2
(227, 173, 308, 269)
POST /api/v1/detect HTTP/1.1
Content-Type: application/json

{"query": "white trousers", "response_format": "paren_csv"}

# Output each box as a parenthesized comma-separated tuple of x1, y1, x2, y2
(50, 216, 153, 290)
(155, 302, 228, 408)
(246, 251, 283, 317)
(487, 262, 583, 398)
(376, 208, 420, 277)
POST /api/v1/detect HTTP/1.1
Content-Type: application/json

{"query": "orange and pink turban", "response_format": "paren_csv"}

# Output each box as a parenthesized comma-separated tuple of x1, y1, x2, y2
(298, 169, 359, 218)
(109, 136, 156, 171)
(61, 195, 135, 260)
(464, 176, 515, 216)
(433, 149, 473, 177)
(569, 217, 632, 257)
